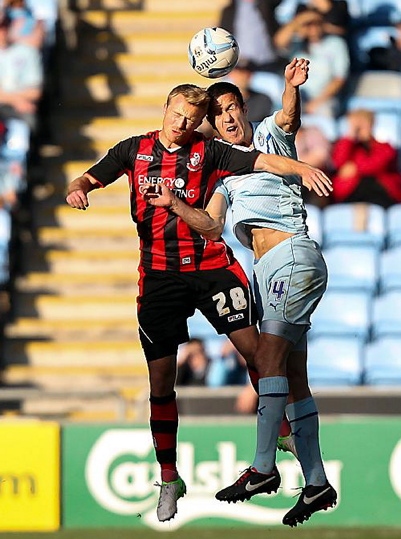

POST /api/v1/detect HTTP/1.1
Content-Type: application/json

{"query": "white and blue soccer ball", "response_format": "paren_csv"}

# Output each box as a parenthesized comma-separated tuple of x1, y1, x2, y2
(188, 27, 240, 79)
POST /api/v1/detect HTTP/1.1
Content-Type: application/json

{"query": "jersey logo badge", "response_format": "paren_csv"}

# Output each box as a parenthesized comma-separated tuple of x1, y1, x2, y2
(187, 152, 203, 171)
(257, 131, 265, 148)
(182, 256, 192, 265)
(137, 154, 153, 162)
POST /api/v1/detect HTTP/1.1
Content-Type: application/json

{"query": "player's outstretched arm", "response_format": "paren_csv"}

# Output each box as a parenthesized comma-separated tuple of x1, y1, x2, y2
(66, 173, 100, 210)
(142, 183, 227, 240)
(254, 153, 332, 197)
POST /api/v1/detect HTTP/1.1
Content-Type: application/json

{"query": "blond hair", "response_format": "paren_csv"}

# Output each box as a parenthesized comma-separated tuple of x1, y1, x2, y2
(166, 84, 210, 109)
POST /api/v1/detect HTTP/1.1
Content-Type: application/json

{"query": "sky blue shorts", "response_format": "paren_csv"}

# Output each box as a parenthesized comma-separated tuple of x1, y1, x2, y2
(253, 233, 327, 347)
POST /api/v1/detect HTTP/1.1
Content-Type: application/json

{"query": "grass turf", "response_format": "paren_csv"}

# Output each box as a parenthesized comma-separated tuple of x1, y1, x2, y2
(1, 529, 400, 539)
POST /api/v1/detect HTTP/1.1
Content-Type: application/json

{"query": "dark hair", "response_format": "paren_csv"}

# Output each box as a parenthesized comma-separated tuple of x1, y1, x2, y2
(206, 81, 245, 128)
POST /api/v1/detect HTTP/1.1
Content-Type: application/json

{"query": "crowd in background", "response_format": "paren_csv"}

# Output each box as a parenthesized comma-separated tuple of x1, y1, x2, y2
(0, 0, 57, 327)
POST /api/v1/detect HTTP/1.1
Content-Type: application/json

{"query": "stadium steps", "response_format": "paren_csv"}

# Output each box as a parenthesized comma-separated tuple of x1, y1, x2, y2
(2, 0, 224, 419)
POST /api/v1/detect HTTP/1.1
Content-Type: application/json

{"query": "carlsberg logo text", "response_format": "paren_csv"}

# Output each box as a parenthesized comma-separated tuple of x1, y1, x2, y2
(85, 429, 342, 530)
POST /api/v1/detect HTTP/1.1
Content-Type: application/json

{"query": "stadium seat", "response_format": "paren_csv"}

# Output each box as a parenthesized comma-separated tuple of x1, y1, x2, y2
(364, 337, 401, 385)
(378, 246, 401, 293)
(351, 26, 398, 68)
(305, 204, 323, 246)
(346, 95, 401, 115)
(27, 0, 59, 48)
(323, 245, 379, 294)
(322, 203, 386, 250)
(275, 0, 299, 26)
(250, 71, 283, 110)
(353, 71, 401, 99)
(301, 114, 338, 142)
(307, 336, 364, 387)
(387, 204, 401, 248)
(310, 289, 372, 342)
(358, 0, 401, 26)
(371, 291, 401, 339)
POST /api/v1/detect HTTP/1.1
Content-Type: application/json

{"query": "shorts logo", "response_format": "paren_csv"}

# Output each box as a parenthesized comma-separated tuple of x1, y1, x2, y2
(182, 256, 192, 265)
(228, 313, 244, 322)
(270, 280, 286, 301)
(137, 154, 153, 162)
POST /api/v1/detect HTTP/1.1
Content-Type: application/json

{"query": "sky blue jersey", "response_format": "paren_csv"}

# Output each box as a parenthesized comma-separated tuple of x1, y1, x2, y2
(214, 112, 308, 249)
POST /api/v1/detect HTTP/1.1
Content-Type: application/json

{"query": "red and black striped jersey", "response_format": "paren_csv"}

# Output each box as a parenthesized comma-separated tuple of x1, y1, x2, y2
(86, 130, 258, 272)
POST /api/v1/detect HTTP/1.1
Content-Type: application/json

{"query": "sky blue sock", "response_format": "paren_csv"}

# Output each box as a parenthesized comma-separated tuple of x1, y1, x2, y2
(251, 376, 289, 474)
(286, 397, 327, 486)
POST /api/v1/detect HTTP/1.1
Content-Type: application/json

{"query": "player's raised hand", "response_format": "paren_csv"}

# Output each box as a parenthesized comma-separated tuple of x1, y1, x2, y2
(285, 57, 310, 88)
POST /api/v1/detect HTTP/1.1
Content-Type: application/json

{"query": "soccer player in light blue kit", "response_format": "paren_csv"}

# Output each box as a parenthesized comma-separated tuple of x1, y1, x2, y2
(146, 57, 337, 527)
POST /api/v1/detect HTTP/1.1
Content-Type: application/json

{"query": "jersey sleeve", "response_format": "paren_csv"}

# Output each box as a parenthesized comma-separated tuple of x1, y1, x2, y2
(86, 138, 139, 187)
(212, 178, 230, 206)
(210, 138, 259, 177)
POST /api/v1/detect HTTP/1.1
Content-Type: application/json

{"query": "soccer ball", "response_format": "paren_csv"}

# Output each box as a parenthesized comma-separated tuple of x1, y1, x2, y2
(188, 27, 240, 79)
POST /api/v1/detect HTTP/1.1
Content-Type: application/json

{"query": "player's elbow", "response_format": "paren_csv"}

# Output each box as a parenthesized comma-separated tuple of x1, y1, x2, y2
(201, 224, 224, 242)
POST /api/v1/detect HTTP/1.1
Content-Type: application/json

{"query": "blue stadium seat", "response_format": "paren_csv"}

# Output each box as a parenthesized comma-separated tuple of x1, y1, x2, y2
(351, 27, 398, 67)
(301, 114, 339, 142)
(250, 71, 283, 110)
(364, 337, 401, 385)
(307, 336, 364, 387)
(305, 204, 323, 246)
(358, 0, 401, 26)
(27, 0, 59, 48)
(310, 289, 372, 341)
(387, 204, 401, 248)
(322, 203, 386, 250)
(378, 246, 401, 293)
(346, 95, 401, 115)
(324, 245, 379, 294)
(275, 0, 299, 26)
(371, 291, 401, 339)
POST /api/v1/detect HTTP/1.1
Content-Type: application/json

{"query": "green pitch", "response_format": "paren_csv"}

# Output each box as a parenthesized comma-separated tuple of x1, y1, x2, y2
(0, 529, 400, 539)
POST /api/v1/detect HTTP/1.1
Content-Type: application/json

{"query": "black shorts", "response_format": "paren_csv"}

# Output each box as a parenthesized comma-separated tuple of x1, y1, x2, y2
(137, 262, 258, 361)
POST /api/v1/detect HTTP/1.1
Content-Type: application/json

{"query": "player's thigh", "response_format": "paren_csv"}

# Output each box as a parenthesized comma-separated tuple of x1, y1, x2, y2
(137, 271, 195, 361)
(254, 235, 327, 328)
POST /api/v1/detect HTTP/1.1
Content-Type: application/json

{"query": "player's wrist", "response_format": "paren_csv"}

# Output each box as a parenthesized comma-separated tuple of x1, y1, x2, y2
(168, 195, 179, 212)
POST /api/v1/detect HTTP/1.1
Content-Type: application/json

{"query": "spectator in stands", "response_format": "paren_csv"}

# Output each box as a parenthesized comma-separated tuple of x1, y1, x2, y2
(4, 0, 45, 50)
(0, 13, 43, 130)
(176, 338, 211, 386)
(219, 0, 287, 73)
(274, 7, 350, 117)
(296, 122, 332, 207)
(331, 108, 401, 208)
(295, 0, 350, 37)
(207, 338, 248, 387)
